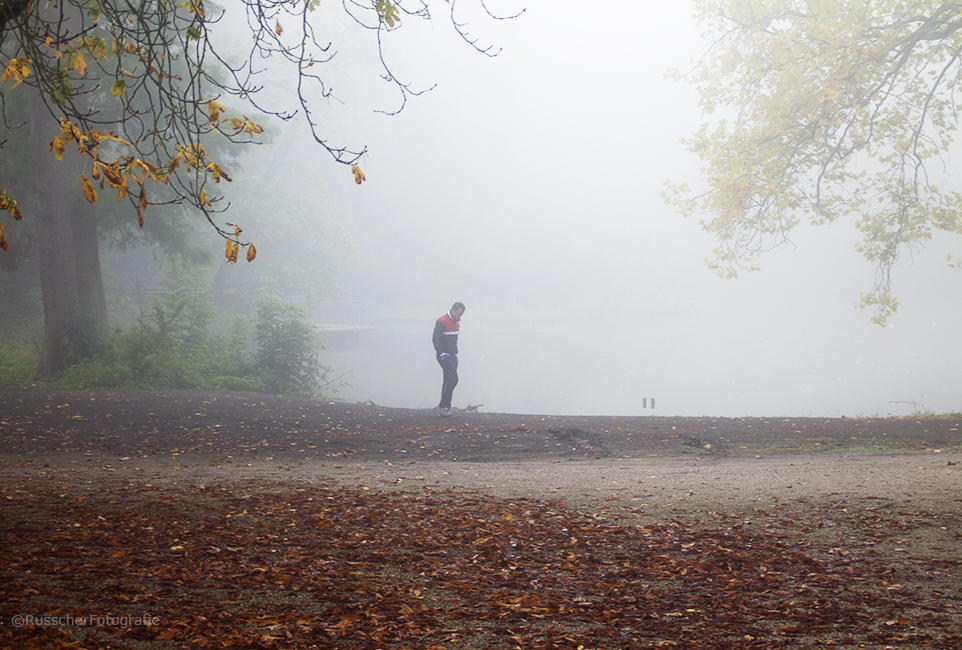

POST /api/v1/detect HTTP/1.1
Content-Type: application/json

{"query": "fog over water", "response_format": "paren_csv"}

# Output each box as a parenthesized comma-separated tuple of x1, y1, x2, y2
(245, 2, 962, 417)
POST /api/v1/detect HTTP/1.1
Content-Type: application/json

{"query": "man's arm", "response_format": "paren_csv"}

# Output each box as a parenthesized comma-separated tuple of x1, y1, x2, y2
(432, 320, 445, 353)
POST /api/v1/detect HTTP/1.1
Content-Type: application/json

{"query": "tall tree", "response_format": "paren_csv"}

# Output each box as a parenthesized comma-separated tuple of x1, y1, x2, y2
(1, 0, 520, 375)
(31, 92, 108, 375)
(666, 0, 962, 324)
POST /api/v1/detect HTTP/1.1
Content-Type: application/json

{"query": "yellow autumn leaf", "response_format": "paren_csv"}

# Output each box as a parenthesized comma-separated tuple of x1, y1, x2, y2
(275, 20, 283, 35)
(351, 164, 365, 185)
(90, 131, 133, 148)
(0, 190, 23, 221)
(81, 175, 98, 204)
(128, 157, 157, 180)
(2, 58, 32, 89)
(73, 52, 87, 76)
(243, 117, 264, 135)
(206, 161, 231, 183)
(175, 143, 206, 169)
(246, 242, 257, 262)
(167, 153, 182, 175)
(207, 100, 225, 123)
(199, 188, 211, 206)
(225, 239, 239, 263)
(101, 163, 124, 189)
(59, 118, 74, 141)
(59, 119, 87, 148)
(50, 137, 66, 161)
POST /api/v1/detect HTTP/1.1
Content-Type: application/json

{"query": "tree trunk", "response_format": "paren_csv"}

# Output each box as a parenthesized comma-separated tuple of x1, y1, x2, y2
(35, 135, 80, 376)
(31, 96, 108, 377)
(72, 197, 108, 347)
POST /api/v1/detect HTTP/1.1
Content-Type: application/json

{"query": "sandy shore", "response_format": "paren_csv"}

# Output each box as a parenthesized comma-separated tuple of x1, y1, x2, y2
(7, 449, 959, 519)
(312, 451, 962, 513)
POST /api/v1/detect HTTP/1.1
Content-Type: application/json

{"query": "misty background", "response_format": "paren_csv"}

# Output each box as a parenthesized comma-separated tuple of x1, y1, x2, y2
(271, 1, 960, 418)
(10, 1, 962, 417)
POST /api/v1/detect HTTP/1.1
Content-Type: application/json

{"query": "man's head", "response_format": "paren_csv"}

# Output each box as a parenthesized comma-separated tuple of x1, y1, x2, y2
(451, 302, 466, 321)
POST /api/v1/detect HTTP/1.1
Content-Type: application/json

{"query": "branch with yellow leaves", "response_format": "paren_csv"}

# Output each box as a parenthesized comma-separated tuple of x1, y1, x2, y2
(1, 0, 516, 260)
(223, 222, 256, 264)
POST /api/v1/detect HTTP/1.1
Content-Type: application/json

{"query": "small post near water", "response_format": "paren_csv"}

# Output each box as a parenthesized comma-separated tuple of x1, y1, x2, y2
(643, 397, 656, 410)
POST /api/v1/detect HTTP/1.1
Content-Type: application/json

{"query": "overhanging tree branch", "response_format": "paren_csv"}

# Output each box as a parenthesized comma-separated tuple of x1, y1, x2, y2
(0, 0, 520, 260)
(667, 0, 962, 325)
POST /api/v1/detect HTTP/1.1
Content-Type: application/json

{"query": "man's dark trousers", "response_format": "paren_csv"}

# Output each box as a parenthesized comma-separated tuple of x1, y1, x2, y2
(437, 353, 458, 409)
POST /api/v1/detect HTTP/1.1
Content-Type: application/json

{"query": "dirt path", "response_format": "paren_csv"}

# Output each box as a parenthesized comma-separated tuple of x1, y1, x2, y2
(5, 447, 960, 519)
(2, 388, 960, 517)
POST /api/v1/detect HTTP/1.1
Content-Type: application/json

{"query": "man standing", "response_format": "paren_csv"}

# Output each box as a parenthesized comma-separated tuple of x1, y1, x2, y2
(432, 302, 465, 417)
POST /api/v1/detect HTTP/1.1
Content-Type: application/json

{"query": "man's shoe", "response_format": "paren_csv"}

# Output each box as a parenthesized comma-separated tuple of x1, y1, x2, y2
(439, 407, 453, 417)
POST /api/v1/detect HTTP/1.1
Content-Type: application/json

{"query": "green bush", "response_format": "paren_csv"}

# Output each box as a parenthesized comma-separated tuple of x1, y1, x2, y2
(0, 348, 34, 387)
(15, 268, 332, 396)
(254, 294, 326, 394)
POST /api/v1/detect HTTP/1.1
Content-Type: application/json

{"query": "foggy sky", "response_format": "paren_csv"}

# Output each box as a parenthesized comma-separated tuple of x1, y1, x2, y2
(237, 1, 962, 417)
